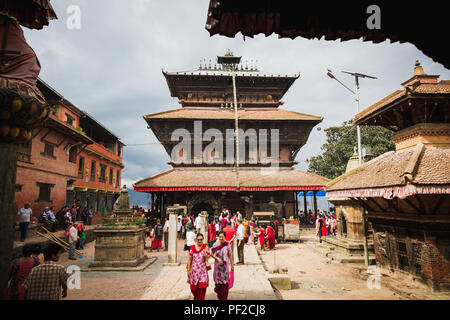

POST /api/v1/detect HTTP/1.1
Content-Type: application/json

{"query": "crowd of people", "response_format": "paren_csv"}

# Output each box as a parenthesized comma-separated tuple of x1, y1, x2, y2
(16, 201, 94, 242)
(7, 242, 71, 300)
(315, 212, 338, 243)
(140, 208, 279, 300)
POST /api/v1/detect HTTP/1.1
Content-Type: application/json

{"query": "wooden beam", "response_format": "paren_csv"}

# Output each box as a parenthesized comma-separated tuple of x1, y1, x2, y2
(352, 197, 372, 212)
(56, 136, 67, 148)
(76, 144, 88, 157)
(414, 194, 426, 214)
(40, 128, 52, 141)
(380, 112, 398, 127)
(32, 127, 45, 139)
(381, 197, 400, 213)
(432, 194, 447, 215)
(367, 197, 386, 212)
(403, 197, 422, 214)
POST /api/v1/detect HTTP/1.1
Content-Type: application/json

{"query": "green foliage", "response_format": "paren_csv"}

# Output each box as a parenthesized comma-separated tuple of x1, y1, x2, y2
(101, 216, 145, 226)
(306, 121, 396, 180)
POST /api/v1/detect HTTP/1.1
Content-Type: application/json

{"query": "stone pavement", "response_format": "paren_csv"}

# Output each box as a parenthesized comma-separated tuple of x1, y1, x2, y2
(140, 243, 277, 300)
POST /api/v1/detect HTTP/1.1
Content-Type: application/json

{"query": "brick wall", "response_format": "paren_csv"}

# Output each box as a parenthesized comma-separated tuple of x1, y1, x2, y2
(371, 217, 450, 291)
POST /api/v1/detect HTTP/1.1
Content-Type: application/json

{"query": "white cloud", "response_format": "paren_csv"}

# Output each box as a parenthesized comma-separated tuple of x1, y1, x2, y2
(23, 0, 450, 181)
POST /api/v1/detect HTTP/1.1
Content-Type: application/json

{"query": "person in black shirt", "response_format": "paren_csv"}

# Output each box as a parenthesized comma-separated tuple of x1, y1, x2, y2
(151, 219, 164, 252)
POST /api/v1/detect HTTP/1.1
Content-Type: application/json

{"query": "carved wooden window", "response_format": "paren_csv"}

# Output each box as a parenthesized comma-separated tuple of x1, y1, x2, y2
(90, 160, 96, 182)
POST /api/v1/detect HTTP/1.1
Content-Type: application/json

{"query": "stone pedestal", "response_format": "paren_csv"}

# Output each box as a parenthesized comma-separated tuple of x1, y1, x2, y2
(89, 225, 146, 268)
(167, 209, 178, 264)
(199, 211, 208, 238)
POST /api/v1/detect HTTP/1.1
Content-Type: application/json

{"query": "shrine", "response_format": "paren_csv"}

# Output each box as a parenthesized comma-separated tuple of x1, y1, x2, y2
(327, 61, 450, 291)
(134, 51, 329, 219)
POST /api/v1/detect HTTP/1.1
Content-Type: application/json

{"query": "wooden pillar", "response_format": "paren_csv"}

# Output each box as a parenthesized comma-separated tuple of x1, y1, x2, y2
(0, 143, 18, 299)
(294, 192, 298, 218)
(313, 190, 318, 216)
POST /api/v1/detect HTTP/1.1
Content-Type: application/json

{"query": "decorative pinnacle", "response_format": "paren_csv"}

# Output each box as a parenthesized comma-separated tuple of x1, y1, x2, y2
(225, 49, 234, 57)
(415, 59, 420, 67)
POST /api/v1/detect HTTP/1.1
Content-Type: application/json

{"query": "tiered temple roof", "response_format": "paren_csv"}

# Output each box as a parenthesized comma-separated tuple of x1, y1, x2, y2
(327, 61, 450, 199)
(134, 167, 329, 192)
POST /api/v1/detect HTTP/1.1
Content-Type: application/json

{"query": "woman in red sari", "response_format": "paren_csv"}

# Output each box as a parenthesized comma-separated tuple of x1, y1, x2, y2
(186, 233, 210, 300)
(7, 244, 40, 300)
(266, 224, 276, 250)
(321, 216, 328, 237)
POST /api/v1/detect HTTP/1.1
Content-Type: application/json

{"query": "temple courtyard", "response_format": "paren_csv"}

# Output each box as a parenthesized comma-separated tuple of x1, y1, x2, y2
(23, 230, 443, 300)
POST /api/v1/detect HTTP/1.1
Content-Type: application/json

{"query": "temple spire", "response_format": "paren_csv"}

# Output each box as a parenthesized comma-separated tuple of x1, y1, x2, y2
(414, 59, 425, 76)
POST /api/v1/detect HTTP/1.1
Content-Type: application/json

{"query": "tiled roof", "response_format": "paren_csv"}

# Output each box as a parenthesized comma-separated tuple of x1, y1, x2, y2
(354, 80, 450, 123)
(327, 144, 450, 191)
(144, 108, 322, 121)
(134, 167, 329, 190)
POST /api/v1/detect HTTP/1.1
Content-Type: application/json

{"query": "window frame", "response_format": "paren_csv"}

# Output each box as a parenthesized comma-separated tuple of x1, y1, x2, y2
(90, 160, 96, 182)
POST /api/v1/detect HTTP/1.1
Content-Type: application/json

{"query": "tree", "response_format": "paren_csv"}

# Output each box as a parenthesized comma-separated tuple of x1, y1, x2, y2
(306, 121, 396, 180)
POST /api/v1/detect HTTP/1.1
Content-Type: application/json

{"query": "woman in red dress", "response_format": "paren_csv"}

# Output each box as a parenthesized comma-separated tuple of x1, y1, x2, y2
(321, 216, 328, 237)
(7, 244, 40, 300)
(256, 226, 266, 251)
(266, 224, 276, 250)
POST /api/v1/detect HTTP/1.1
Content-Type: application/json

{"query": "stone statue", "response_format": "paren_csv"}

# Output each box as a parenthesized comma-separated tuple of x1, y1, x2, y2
(114, 186, 132, 217)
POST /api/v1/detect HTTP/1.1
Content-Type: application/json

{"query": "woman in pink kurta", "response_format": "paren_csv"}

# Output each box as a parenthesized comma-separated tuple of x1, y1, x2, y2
(186, 233, 210, 300)
(210, 231, 234, 300)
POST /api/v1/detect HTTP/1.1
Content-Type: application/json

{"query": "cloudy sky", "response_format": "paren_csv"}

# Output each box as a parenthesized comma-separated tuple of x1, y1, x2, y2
(24, 0, 450, 187)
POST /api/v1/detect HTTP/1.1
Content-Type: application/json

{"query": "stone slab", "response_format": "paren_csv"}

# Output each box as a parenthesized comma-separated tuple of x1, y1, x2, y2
(162, 262, 181, 267)
(81, 256, 157, 272)
(268, 274, 291, 290)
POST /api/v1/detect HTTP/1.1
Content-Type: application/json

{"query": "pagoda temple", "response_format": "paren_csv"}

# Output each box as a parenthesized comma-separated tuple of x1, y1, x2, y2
(134, 51, 329, 219)
(327, 61, 450, 291)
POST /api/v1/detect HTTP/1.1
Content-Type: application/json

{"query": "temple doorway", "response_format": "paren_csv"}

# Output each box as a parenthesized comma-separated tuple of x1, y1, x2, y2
(191, 202, 214, 217)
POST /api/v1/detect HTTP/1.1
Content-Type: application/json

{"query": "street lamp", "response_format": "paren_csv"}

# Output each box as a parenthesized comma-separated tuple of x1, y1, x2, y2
(327, 69, 377, 267)
(326, 69, 377, 165)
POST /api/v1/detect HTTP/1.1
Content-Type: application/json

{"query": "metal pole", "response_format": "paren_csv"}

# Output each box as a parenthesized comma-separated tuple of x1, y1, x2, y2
(361, 208, 370, 266)
(232, 70, 240, 191)
(355, 76, 362, 166)
(355, 76, 369, 265)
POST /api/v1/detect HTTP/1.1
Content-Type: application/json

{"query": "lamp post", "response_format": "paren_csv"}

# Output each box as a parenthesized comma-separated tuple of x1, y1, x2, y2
(327, 69, 377, 266)
(326, 69, 377, 165)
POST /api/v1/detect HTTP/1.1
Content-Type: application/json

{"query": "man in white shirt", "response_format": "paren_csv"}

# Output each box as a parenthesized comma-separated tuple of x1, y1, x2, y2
(17, 202, 32, 242)
(163, 217, 170, 251)
(236, 220, 245, 265)
(68, 222, 79, 260)
(194, 214, 202, 234)
(185, 225, 196, 251)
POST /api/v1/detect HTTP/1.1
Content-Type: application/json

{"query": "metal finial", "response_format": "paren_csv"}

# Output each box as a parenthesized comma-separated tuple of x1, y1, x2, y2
(415, 59, 420, 67)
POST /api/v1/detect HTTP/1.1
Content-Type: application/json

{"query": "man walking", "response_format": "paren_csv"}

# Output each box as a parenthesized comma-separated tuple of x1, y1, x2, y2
(17, 202, 32, 242)
(223, 221, 236, 261)
(68, 222, 79, 260)
(163, 217, 169, 251)
(151, 219, 163, 252)
(194, 214, 202, 234)
(23, 243, 70, 300)
(236, 219, 245, 264)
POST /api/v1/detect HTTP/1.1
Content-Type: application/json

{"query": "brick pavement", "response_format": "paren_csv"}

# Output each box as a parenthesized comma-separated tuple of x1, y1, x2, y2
(140, 242, 277, 300)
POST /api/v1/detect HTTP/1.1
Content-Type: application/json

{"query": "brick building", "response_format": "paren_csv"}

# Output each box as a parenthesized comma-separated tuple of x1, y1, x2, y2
(327, 61, 450, 291)
(15, 79, 124, 221)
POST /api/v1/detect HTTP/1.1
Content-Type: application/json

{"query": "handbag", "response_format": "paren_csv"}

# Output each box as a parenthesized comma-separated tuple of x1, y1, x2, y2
(228, 270, 234, 289)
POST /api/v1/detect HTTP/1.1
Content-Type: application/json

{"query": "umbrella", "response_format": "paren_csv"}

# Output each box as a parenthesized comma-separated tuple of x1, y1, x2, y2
(0, 0, 57, 30)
